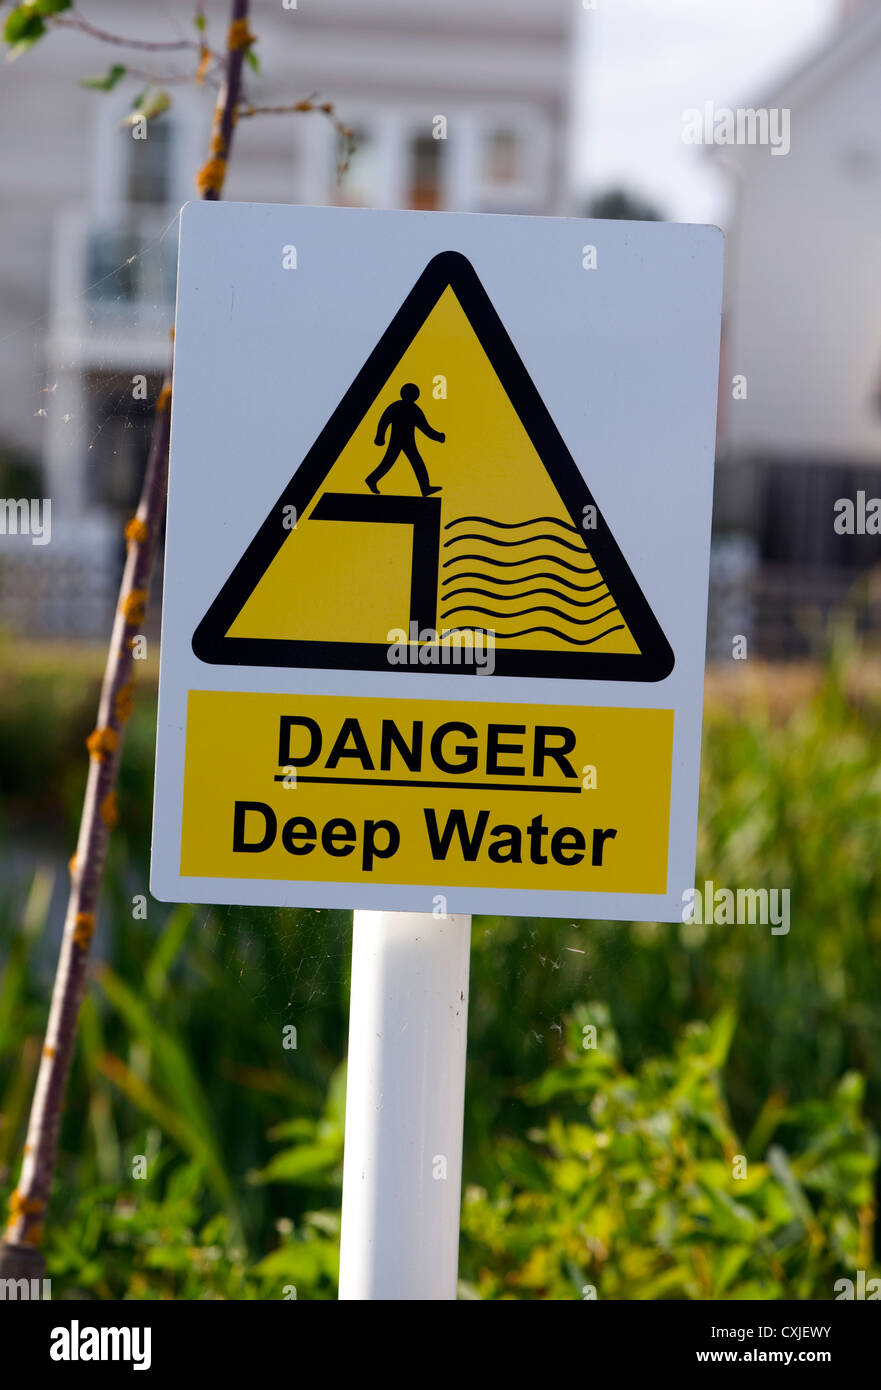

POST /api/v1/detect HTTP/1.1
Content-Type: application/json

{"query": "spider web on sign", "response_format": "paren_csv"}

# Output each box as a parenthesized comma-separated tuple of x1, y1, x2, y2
(208, 904, 353, 1014)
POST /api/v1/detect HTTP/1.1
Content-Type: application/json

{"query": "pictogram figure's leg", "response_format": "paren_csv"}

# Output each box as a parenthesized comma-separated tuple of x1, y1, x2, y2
(403, 444, 441, 497)
(365, 444, 401, 495)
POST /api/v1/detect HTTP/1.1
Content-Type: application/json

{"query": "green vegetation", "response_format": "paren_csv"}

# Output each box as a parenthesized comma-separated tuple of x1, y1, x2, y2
(460, 1009, 876, 1300)
(0, 648, 879, 1298)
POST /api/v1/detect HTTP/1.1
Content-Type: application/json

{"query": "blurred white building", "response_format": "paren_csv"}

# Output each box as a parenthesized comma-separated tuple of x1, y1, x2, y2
(713, 0, 881, 653)
(0, 0, 577, 635)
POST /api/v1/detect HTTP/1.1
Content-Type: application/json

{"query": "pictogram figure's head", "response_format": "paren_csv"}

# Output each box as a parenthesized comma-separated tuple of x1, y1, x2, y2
(400, 382, 420, 402)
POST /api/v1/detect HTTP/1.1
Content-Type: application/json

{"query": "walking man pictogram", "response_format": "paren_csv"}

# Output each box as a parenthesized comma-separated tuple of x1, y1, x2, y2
(365, 383, 444, 497)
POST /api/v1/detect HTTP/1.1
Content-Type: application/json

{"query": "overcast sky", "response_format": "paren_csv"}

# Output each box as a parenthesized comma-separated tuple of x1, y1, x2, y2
(572, 0, 840, 223)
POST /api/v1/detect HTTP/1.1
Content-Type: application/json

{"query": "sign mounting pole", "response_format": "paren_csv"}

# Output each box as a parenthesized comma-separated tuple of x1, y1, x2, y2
(338, 910, 471, 1301)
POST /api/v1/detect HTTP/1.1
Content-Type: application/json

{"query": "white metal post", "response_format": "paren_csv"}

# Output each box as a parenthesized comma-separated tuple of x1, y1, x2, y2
(338, 910, 472, 1301)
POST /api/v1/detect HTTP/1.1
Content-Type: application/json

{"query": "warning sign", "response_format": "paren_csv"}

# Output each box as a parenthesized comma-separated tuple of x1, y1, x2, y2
(151, 202, 723, 922)
(180, 691, 674, 894)
(193, 252, 673, 682)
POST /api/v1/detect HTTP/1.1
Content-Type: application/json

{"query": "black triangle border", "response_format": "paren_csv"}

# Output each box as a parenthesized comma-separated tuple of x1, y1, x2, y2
(192, 250, 674, 682)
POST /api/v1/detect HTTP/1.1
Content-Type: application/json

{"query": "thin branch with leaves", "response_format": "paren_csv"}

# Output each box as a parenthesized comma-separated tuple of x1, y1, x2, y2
(0, 0, 350, 1280)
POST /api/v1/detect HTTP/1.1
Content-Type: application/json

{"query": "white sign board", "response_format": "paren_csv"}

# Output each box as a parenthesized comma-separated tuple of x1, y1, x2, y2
(151, 201, 723, 922)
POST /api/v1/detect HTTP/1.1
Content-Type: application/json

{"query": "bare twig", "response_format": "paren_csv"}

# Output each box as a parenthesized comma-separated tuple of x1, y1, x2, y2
(238, 95, 356, 178)
(0, 0, 253, 1277)
(110, 68, 223, 88)
(53, 5, 225, 89)
(53, 11, 209, 55)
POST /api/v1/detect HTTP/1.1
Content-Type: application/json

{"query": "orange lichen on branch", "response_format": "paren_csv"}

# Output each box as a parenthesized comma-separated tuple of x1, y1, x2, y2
(121, 590, 147, 626)
(239, 98, 341, 118)
(87, 726, 118, 762)
(228, 19, 256, 50)
(69, 853, 78, 876)
(0, 0, 255, 1282)
(72, 913, 96, 948)
(196, 156, 227, 195)
(196, 45, 212, 84)
(114, 681, 135, 724)
(8, 1191, 45, 1219)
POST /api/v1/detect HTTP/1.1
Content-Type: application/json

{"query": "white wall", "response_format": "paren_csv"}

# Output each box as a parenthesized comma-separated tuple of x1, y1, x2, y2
(0, 0, 576, 468)
(720, 32, 881, 462)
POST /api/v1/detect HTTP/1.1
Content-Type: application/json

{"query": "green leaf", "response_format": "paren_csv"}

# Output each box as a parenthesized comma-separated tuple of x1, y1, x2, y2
(323, 1060, 347, 1130)
(4, 7, 45, 52)
(81, 63, 127, 93)
(245, 48, 260, 73)
(145, 903, 195, 999)
(249, 1140, 342, 1186)
(767, 1145, 817, 1230)
(4, 0, 70, 55)
(121, 86, 171, 125)
(252, 1235, 338, 1286)
(0, 866, 51, 1061)
(713, 1244, 754, 1294)
(94, 965, 234, 1211)
(267, 1117, 318, 1143)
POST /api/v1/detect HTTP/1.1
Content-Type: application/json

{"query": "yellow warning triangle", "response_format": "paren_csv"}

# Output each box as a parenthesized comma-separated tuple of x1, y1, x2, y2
(193, 252, 673, 682)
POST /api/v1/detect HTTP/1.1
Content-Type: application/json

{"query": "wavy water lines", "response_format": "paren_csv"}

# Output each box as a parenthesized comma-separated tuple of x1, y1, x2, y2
(440, 513, 629, 648)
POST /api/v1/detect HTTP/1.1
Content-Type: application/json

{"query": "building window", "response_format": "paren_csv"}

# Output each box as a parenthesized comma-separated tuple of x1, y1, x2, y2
(484, 128, 521, 186)
(475, 115, 548, 212)
(85, 227, 177, 309)
(84, 371, 162, 513)
(125, 118, 174, 206)
(407, 133, 443, 211)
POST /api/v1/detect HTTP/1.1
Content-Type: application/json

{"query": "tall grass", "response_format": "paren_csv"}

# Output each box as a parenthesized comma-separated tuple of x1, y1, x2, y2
(0, 647, 879, 1297)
